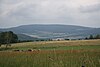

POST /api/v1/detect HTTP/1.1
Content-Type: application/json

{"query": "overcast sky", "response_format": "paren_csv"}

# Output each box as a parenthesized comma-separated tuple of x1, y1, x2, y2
(0, 0, 100, 28)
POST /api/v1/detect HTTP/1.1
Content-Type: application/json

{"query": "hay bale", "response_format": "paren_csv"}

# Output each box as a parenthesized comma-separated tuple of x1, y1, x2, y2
(28, 49, 33, 52)
(82, 65, 85, 67)
(14, 49, 20, 52)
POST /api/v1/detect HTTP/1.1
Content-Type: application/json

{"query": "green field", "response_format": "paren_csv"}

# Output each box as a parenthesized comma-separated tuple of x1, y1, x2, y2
(0, 40, 100, 67)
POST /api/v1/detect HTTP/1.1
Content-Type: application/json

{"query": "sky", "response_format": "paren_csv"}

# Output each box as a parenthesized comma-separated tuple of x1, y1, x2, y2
(0, 0, 100, 28)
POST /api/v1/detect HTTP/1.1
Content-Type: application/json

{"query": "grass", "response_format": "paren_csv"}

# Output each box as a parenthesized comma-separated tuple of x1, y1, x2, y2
(0, 39, 100, 67)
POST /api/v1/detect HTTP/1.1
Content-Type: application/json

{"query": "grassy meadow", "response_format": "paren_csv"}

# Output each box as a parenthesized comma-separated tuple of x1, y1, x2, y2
(0, 39, 100, 67)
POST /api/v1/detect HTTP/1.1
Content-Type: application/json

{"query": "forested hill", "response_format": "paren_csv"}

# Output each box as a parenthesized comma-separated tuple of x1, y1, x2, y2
(0, 24, 100, 40)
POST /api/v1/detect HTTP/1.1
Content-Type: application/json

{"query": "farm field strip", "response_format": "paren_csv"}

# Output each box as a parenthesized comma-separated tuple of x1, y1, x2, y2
(0, 39, 100, 67)
(0, 49, 100, 67)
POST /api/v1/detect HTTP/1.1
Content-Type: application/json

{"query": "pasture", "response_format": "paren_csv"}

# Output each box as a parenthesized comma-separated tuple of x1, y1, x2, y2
(0, 39, 100, 67)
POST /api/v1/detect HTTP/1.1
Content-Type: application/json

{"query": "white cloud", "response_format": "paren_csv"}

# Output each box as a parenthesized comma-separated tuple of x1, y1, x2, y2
(0, 0, 100, 28)
(79, 2, 100, 13)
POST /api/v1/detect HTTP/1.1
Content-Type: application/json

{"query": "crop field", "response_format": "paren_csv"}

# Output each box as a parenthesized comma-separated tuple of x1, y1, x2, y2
(0, 39, 100, 67)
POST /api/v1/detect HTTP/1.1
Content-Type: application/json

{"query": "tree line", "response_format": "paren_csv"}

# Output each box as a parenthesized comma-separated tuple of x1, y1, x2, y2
(0, 31, 100, 48)
(0, 31, 18, 48)
(86, 34, 100, 39)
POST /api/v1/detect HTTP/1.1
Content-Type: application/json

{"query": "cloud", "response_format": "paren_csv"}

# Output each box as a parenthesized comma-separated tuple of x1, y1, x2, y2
(79, 3, 100, 13)
(0, 0, 100, 28)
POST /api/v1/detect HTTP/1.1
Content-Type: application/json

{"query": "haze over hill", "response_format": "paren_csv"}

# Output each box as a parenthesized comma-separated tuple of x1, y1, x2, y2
(0, 24, 100, 40)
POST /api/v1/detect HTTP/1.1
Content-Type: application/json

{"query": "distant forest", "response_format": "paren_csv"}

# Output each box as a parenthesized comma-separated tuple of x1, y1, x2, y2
(0, 31, 100, 48)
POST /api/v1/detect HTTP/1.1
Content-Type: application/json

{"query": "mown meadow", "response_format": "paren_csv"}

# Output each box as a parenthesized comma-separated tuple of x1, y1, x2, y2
(0, 39, 100, 67)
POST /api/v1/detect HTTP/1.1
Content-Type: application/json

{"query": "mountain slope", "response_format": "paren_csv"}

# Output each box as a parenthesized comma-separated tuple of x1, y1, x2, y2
(0, 24, 100, 40)
(17, 34, 38, 41)
(0, 24, 91, 33)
